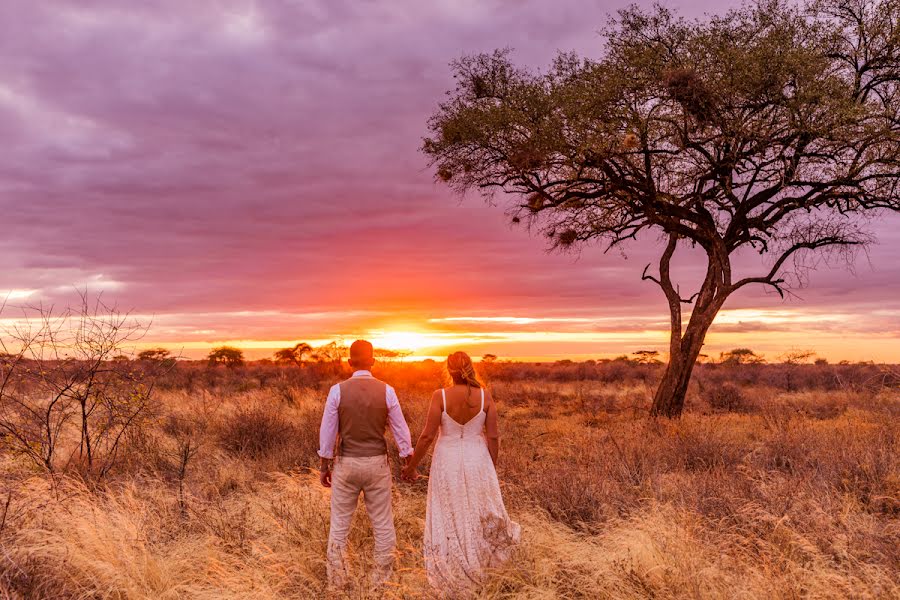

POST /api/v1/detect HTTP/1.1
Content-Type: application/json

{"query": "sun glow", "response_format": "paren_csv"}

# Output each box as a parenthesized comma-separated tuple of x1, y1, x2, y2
(103, 309, 900, 363)
(367, 330, 444, 352)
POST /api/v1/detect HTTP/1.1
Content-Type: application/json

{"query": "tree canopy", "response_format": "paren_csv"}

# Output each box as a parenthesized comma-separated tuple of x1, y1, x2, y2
(274, 343, 313, 367)
(207, 346, 244, 368)
(138, 348, 172, 362)
(719, 348, 766, 364)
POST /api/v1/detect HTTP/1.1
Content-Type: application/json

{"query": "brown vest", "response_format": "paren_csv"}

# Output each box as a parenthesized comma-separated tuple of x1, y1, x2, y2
(337, 375, 388, 457)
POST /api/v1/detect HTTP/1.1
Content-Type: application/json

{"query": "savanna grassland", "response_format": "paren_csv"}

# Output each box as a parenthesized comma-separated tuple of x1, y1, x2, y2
(0, 358, 897, 599)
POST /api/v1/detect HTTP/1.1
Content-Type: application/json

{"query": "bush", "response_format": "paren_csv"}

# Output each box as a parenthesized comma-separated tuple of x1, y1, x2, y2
(218, 404, 296, 459)
(701, 382, 751, 412)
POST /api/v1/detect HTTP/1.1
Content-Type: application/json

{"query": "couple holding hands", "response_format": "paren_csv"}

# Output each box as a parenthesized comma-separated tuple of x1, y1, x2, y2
(317, 340, 520, 596)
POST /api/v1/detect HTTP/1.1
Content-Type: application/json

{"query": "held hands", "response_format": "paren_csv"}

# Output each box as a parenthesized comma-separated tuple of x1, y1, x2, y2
(400, 456, 419, 482)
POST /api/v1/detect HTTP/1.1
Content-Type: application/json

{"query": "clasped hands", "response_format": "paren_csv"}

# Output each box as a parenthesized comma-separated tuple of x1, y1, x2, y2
(400, 456, 420, 482)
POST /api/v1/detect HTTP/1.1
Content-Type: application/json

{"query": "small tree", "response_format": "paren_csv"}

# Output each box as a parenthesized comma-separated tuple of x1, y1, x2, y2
(373, 348, 413, 361)
(779, 348, 817, 390)
(312, 342, 349, 373)
(0, 294, 165, 476)
(138, 347, 171, 361)
(207, 346, 244, 368)
(481, 354, 499, 363)
(779, 349, 817, 364)
(633, 350, 662, 364)
(138, 347, 176, 369)
(720, 348, 766, 365)
(312, 341, 347, 365)
(273, 342, 313, 368)
(423, 0, 900, 417)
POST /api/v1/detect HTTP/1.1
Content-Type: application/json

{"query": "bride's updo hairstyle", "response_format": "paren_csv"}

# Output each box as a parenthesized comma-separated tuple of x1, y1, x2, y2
(447, 351, 482, 401)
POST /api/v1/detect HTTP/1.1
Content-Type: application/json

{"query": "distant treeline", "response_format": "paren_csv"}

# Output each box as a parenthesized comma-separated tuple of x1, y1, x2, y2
(128, 355, 900, 396)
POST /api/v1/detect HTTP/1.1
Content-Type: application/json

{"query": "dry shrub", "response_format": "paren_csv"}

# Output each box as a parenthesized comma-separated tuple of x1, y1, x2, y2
(784, 391, 849, 419)
(826, 424, 899, 515)
(490, 381, 556, 408)
(217, 403, 297, 460)
(506, 450, 618, 529)
(578, 391, 621, 415)
(502, 423, 667, 529)
(755, 414, 817, 474)
(271, 380, 309, 405)
(211, 396, 323, 472)
(667, 418, 745, 471)
(701, 381, 753, 412)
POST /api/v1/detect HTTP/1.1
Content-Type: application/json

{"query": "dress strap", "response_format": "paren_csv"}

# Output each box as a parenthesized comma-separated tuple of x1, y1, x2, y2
(441, 388, 446, 412)
(480, 388, 485, 413)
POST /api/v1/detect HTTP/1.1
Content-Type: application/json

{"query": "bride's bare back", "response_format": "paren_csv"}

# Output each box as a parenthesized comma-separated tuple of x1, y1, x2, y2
(442, 384, 488, 425)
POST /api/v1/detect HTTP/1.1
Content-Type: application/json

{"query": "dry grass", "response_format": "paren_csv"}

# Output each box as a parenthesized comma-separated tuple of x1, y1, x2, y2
(0, 363, 897, 599)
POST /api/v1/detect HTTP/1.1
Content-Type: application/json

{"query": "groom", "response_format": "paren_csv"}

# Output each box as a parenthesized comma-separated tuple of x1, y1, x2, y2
(317, 339, 414, 590)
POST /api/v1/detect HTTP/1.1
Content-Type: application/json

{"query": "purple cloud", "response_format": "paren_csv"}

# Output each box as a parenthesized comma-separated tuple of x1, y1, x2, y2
(1, 0, 899, 361)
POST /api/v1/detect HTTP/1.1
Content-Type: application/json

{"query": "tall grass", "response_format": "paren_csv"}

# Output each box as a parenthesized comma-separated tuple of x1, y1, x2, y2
(0, 362, 896, 598)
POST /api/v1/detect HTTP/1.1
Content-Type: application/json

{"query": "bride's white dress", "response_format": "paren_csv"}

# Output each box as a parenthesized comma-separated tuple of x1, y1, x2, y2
(424, 388, 520, 594)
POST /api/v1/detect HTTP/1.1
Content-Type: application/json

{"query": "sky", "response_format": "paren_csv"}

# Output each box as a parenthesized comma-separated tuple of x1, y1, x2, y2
(2, 0, 899, 363)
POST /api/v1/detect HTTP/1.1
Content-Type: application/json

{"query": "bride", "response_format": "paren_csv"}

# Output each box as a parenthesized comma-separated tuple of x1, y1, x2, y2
(402, 351, 520, 595)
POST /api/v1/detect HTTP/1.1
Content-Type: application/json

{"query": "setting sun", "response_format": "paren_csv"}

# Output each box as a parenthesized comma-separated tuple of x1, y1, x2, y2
(368, 330, 444, 352)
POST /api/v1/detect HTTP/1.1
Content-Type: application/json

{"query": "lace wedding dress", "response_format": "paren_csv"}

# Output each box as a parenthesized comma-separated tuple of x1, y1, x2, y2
(424, 388, 520, 595)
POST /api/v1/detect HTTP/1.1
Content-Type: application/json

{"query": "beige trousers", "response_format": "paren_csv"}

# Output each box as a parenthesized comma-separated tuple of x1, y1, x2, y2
(326, 454, 396, 590)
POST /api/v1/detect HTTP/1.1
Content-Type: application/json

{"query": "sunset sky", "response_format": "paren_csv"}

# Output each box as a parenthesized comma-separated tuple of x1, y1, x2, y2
(2, 0, 900, 363)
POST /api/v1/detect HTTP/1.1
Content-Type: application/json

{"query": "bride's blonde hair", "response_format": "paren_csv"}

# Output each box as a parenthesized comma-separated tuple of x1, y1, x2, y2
(447, 351, 482, 404)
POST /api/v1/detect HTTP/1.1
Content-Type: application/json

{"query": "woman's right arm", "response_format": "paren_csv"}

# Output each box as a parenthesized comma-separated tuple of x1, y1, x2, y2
(484, 389, 500, 466)
(403, 390, 443, 477)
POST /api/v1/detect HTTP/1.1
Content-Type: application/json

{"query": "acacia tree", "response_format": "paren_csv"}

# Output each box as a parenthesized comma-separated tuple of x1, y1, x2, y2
(207, 346, 244, 368)
(274, 342, 313, 368)
(720, 348, 766, 365)
(312, 341, 347, 371)
(423, 0, 900, 417)
(138, 347, 171, 362)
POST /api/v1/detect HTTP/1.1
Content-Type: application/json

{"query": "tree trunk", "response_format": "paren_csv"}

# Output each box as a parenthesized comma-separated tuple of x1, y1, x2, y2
(646, 237, 730, 418)
(650, 280, 723, 418)
(649, 317, 711, 417)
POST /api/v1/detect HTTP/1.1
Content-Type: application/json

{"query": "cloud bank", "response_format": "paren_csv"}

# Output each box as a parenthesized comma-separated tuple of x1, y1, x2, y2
(2, 0, 899, 361)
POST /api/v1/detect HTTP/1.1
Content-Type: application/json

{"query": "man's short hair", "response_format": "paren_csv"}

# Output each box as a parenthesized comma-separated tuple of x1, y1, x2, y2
(349, 339, 375, 366)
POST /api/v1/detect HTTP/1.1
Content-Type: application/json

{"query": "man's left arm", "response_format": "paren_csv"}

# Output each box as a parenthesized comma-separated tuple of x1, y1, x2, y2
(386, 385, 413, 463)
(317, 385, 341, 487)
